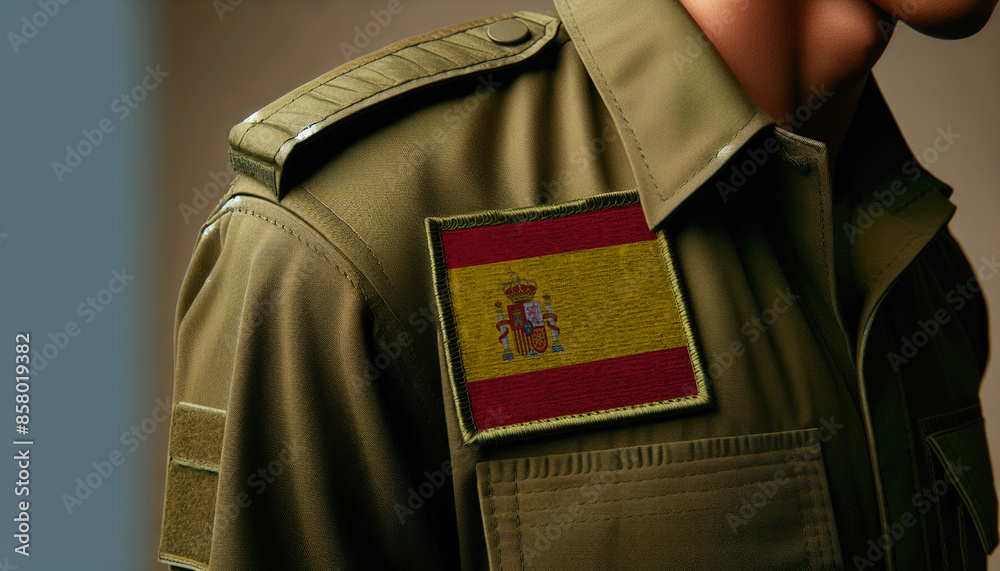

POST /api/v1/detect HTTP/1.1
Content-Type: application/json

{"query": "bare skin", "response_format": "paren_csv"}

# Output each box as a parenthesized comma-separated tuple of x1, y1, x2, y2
(677, 0, 998, 166)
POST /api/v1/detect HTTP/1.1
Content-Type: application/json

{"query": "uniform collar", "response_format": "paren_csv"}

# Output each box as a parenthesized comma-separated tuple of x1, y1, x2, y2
(555, 0, 958, 356)
(555, 0, 774, 229)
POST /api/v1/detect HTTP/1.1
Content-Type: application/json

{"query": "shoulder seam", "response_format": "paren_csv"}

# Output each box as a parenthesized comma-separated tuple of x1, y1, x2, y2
(299, 183, 397, 299)
(226, 205, 370, 301)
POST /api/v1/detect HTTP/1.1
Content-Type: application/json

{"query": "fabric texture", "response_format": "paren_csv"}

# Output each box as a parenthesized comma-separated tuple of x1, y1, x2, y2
(159, 1, 997, 569)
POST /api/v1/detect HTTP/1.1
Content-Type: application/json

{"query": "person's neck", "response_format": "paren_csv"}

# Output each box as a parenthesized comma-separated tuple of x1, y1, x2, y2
(678, 0, 892, 168)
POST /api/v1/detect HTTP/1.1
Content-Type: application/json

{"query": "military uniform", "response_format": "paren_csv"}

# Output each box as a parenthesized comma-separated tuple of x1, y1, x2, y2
(158, 1, 998, 569)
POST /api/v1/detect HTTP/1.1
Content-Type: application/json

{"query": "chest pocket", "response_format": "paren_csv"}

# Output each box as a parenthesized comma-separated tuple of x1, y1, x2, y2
(477, 429, 843, 570)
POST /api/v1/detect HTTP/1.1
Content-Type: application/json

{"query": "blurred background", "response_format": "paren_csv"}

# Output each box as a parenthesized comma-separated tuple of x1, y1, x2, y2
(0, 1, 997, 569)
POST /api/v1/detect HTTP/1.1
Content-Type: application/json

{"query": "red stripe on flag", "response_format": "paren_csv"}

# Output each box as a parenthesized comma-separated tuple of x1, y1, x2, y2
(440, 203, 653, 269)
(467, 347, 698, 430)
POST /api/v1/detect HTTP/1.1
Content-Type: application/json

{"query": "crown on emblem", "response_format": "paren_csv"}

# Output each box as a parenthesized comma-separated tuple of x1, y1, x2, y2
(503, 276, 537, 302)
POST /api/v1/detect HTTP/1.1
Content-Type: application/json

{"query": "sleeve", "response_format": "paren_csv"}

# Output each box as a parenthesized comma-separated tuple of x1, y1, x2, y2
(158, 196, 449, 570)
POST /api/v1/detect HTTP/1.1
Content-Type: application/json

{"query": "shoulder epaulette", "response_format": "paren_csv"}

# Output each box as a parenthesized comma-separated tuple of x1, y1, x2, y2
(228, 11, 560, 198)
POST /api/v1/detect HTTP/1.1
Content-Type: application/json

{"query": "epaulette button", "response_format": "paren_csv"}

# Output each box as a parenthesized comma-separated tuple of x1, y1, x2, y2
(486, 19, 530, 45)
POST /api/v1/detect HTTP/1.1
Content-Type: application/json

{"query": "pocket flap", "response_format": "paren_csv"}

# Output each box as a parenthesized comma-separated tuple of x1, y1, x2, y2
(925, 416, 999, 554)
(477, 429, 843, 570)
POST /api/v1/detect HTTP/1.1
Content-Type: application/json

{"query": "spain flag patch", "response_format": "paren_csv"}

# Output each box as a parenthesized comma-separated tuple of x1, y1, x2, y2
(427, 190, 711, 445)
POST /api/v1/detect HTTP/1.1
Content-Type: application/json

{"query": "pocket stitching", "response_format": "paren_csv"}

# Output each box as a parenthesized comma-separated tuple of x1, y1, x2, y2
(512, 463, 526, 570)
(805, 453, 828, 570)
(795, 467, 815, 571)
(923, 435, 951, 565)
(926, 417, 997, 554)
(511, 472, 805, 513)
(483, 434, 820, 483)
(486, 462, 505, 571)
(517, 503, 738, 528)
(802, 445, 831, 571)
(477, 430, 840, 568)
(492, 458, 805, 497)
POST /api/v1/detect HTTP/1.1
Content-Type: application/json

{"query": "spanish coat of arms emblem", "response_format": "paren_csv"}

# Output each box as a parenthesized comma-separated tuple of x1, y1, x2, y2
(494, 276, 563, 360)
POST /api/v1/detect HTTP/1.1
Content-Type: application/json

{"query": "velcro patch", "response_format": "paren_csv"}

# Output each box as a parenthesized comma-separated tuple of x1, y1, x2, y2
(426, 190, 710, 445)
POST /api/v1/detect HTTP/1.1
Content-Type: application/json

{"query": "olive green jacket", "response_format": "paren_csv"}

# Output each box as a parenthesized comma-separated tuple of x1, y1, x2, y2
(159, 1, 997, 569)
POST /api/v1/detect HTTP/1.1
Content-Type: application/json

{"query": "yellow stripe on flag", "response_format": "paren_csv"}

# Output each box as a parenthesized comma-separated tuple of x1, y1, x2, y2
(447, 239, 688, 383)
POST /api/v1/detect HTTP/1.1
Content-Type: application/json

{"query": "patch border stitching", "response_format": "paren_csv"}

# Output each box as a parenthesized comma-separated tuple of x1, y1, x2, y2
(426, 189, 712, 445)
